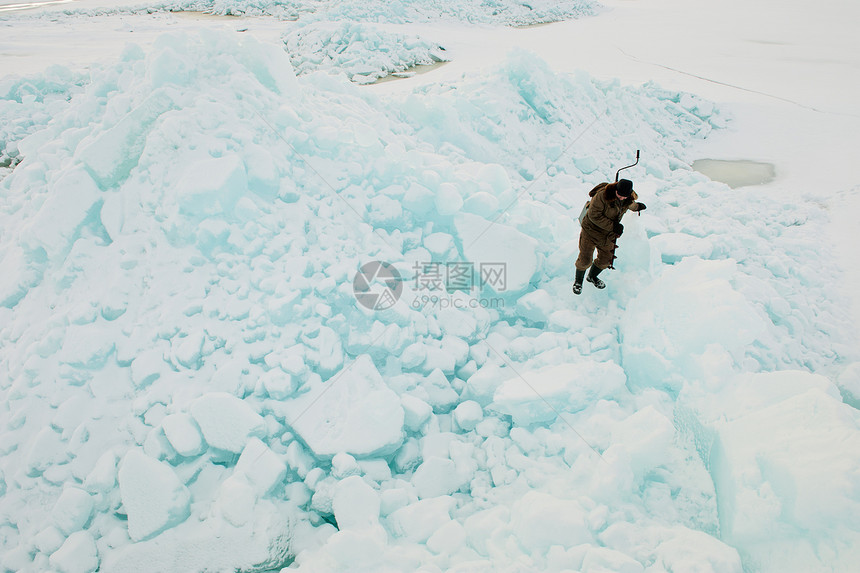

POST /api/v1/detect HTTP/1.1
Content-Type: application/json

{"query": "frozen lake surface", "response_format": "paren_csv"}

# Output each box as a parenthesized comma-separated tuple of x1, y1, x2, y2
(0, 0, 74, 12)
(692, 158, 776, 188)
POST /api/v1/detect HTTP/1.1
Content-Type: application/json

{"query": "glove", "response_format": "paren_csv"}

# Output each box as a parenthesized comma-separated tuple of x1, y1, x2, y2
(613, 222, 624, 236)
(637, 203, 647, 211)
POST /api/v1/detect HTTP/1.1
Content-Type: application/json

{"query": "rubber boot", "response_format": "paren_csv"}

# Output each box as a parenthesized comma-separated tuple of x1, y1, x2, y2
(572, 269, 586, 295)
(586, 266, 606, 289)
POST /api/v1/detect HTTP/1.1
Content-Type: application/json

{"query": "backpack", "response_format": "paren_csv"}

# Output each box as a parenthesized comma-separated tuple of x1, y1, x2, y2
(578, 183, 607, 226)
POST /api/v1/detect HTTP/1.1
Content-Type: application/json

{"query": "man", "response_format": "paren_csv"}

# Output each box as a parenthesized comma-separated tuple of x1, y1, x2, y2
(573, 178, 646, 294)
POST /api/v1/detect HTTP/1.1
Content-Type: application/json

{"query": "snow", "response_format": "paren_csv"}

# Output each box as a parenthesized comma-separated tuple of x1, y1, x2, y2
(491, 361, 627, 426)
(83, 451, 118, 492)
(159, 412, 205, 457)
(385, 496, 455, 543)
(0, 0, 859, 572)
(49, 531, 99, 573)
(116, 449, 191, 541)
(280, 354, 406, 458)
(233, 436, 287, 495)
(425, 518, 466, 555)
(515, 288, 555, 325)
(331, 475, 380, 530)
(454, 211, 539, 294)
(838, 362, 860, 407)
(52, 487, 94, 534)
(188, 392, 266, 454)
(621, 257, 768, 392)
(329, 452, 359, 478)
(411, 456, 462, 498)
(511, 491, 590, 552)
(652, 528, 743, 573)
(649, 231, 714, 264)
(401, 393, 433, 431)
(176, 154, 248, 217)
(99, 509, 294, 572)
(452, 400, 483, 431)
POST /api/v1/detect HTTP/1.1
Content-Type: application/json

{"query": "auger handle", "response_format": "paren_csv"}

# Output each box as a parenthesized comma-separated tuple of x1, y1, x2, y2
(615, 150, 640, 182)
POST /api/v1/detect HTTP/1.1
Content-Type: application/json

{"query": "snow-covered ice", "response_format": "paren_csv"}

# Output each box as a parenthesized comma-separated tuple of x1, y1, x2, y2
(117, 449, 191, 541)
(48, 531, 99, 573)
(189, 392, 266, 454)
(1, 0, 859, 572)
(279, 355, 406, 458)
(284, 22, 450, 85)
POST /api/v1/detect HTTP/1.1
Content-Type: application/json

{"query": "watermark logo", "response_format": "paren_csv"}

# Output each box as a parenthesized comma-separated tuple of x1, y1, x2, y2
(353, 260, 403, 311)
(354, 260, 507, 311)
(410, 260, 506, 310)
(411, 293, 504, 310)
(412, 261, 508, 292)
(479, 263, 507, 292)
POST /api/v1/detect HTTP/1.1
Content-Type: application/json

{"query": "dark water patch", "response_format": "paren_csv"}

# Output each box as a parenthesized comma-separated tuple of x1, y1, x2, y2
(692, 159, 775, 188)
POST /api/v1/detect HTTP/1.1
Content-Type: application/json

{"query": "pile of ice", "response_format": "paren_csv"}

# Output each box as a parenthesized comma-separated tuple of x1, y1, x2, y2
(284, 22, 449, 84)
(0, 66, 87, 178)
(305, 0, 598, 26)
(197, 0, 598, 25)
(1, 28, 858, 573)
(9, 0, 598, 27)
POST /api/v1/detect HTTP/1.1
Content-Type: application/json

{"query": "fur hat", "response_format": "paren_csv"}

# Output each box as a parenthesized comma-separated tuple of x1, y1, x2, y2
(616, 178, 634, 197)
